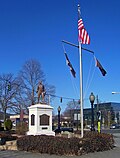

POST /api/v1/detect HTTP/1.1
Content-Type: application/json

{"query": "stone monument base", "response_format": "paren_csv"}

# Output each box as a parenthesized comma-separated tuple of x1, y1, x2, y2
(27, 131, 55, 136)
(27, 103, 55, 136)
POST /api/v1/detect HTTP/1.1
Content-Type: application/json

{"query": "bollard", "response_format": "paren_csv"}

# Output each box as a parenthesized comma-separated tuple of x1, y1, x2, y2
(98, 121, 101, 133)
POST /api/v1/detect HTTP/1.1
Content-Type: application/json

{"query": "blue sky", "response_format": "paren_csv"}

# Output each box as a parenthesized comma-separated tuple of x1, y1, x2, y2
(0, 0, 120, 113)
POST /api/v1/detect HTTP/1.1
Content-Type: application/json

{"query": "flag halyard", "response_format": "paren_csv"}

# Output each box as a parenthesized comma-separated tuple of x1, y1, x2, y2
(78, 19, 90, 44)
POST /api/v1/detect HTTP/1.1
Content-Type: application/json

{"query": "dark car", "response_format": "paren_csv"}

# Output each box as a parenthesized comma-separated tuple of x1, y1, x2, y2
(110, 124, 120, 129)
(54, 127, 74, 133)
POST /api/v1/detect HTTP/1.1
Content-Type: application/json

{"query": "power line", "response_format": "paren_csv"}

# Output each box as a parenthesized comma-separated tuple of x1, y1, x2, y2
(46, 93, 79, 101)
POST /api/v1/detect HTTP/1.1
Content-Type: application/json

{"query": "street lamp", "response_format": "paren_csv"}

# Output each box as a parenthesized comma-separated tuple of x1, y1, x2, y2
(89, 92, 95, 131)
(112, 91, 120, 124)
(57, 106, 61, 131)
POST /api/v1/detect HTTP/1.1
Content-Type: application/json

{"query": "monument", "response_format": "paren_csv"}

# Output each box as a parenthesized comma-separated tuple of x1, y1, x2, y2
(27, 82, 55, 136)
(36, 81, 46, 103)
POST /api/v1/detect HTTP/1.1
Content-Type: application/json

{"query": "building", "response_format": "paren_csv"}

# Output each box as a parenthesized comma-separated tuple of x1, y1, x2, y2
(54, 102, 120, 129)
(10, 114, 29, 125)
(94, 102, 120, 128)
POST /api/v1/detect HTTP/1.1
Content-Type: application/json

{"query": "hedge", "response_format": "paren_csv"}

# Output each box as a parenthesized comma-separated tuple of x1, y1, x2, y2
(81, 132, 114, 154)
(4, 119, 12, 131)
(0, 132, 18, 141)
(17, 132, 114, 156)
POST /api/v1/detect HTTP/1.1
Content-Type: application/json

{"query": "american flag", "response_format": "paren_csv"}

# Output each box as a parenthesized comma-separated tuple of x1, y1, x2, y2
(78, 18, 90, 44)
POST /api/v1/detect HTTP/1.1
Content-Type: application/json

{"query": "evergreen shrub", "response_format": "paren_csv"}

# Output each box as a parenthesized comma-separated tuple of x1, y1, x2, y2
(4, 119, 12, 131)
(17, 132, 114, 156)
(0, 132, 17, 141)
(80, 132, 114, 154)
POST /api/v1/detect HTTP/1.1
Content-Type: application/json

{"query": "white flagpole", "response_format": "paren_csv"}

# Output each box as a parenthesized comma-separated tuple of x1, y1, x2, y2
(78, 4, 84, 138)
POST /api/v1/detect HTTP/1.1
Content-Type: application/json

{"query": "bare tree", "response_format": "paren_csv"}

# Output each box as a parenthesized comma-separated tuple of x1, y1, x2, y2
(0, 73, 21, 121)
(63, 100, 80, 117)
(15, 59, 55, 112)
(44, 83, 56, 104)
(0, 59, 56, 119)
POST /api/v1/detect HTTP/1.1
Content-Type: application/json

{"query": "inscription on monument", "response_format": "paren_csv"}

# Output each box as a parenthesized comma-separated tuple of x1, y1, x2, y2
(40, 114, 49, 125)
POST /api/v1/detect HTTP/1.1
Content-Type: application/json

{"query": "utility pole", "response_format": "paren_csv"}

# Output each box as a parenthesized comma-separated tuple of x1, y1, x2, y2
(96, 95, 99, 111)
(96, 95, 101, 133)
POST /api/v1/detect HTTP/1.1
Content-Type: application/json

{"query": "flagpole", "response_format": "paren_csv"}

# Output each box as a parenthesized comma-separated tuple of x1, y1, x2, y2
(78, 4, 84, 138)
(79, 40, 84, 138)
(62, 40, 94, 54)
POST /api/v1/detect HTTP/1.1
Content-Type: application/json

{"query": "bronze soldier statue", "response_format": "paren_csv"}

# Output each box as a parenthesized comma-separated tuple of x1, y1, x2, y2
(36, 81, 46, 103)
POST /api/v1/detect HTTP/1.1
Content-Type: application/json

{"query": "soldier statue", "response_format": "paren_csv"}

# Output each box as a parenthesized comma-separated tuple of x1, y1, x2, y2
(36, 81, 46, 103)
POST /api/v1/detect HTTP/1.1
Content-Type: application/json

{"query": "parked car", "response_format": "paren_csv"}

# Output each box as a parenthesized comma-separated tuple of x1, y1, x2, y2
(54, 127, 74, 133)
(110, 124, 120, 129)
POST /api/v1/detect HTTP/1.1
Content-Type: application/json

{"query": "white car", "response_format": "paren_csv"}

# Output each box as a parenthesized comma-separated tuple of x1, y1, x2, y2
(110, 124, 120, 129)
(12, 122, 16, 127)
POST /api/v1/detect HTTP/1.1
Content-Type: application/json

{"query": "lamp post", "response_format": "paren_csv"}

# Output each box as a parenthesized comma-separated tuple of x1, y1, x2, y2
(112, 92, 120, 124)
(58, 106, 61, 131)
(89, 92, 95, 131)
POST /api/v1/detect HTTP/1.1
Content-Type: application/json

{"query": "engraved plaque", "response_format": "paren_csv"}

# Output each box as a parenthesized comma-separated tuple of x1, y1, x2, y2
(42, 127, 48, 130)
(40, 114, 49, 125)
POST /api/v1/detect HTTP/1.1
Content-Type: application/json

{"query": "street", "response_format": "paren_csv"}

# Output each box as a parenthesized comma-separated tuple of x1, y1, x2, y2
(101, 129, 120, 147)
(102, 129, 120, 134)
(0, 129, 120, 158)
(0, 147, 120, 158)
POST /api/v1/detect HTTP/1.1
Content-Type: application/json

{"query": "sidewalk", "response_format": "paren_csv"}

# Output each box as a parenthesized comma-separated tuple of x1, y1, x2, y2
(80, 147, 120, 158)
(113, 133, 120, 147)
(0, 147, 120, 158)
(0, 133, 120, 158)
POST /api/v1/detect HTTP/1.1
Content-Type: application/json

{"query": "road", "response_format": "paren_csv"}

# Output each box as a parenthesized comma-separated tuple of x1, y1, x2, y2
(101, 129, 120, 147)
(0, 129, 120, 158)
(0, 147, 120, 158)
(102, 129, 120, 134)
